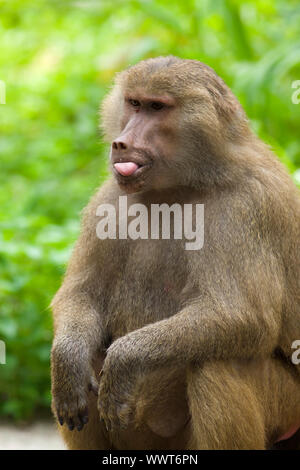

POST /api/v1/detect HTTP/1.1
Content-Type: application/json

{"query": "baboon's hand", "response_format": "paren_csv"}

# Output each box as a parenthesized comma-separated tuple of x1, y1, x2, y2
(51, 345, 99, 431)
(98, 336, 141, 432)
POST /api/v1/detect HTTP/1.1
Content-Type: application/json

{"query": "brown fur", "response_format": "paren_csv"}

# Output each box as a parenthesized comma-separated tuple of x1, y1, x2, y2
(51, 56, 300, 449)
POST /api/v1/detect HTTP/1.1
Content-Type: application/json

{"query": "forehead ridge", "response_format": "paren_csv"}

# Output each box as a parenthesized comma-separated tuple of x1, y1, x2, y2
(116, 57, 234, 109)
(121, 61, 193, 98)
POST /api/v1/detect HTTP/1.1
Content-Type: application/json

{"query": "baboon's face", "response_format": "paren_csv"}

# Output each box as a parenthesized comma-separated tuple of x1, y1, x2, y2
(110, 89, 181, 194)
(102, 57, 247, 193)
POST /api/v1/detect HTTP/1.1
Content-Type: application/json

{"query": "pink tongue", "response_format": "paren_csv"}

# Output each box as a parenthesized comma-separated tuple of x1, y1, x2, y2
(114, 162, 139, 176)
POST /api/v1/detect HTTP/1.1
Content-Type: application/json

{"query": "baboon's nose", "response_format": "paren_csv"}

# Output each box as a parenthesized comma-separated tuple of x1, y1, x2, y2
(112, 140, 127, 151)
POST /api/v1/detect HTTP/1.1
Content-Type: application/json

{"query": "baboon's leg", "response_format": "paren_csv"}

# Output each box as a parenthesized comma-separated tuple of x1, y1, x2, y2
(187, 359, 300, 450)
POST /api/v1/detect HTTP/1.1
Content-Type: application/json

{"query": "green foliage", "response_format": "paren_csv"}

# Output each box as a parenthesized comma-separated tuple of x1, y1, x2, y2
(0, 0, 299, 420)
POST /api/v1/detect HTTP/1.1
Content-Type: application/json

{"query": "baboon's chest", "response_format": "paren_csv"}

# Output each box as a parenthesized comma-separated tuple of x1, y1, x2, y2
(103, 239, 193, 337)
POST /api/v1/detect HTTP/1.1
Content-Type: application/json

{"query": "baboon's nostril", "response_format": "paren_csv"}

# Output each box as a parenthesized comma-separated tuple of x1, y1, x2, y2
(112, 140, 127, 151)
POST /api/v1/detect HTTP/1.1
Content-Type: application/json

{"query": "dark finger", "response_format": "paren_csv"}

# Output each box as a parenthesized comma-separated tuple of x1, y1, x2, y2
(58, 415, 64, 426)
(78, 407, 89, 428)
(76, 421, 84, 432)
(67, 417, 75, 431)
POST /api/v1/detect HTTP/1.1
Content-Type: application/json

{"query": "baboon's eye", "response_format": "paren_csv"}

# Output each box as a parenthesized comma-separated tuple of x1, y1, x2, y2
(151, 101, 164, 111)
(129, 99, 141, 107)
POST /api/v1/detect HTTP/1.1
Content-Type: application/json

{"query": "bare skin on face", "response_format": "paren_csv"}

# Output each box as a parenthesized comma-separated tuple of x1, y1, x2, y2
(110, 91, 179, 194)
(51, 56, 300, 450)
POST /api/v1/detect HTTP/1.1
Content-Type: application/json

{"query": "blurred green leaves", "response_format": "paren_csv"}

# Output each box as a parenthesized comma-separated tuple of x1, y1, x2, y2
(0, 0, 299, 420)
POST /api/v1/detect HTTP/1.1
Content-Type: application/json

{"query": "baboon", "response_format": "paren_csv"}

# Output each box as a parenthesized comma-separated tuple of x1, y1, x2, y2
(51, 56, 300, 450)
